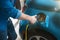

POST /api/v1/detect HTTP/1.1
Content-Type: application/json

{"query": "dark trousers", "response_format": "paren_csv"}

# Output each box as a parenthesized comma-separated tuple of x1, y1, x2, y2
(7, 18, 17, 40)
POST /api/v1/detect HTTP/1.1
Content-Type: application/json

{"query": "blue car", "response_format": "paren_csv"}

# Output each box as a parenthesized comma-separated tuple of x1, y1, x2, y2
(20, 0, 60, 40)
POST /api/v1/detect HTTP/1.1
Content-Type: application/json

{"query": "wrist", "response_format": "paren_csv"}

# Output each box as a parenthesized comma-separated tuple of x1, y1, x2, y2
(27, 16, 32, 22)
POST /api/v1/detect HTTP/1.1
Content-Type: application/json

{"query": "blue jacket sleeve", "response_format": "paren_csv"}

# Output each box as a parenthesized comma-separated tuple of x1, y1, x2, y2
(1, 0, 21, 19)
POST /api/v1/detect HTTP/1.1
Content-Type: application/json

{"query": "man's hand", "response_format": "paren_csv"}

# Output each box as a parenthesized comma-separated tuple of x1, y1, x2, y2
(29, 16, 37, 24)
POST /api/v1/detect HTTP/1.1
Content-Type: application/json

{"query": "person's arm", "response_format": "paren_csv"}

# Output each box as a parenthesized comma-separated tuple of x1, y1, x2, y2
(2, 0, 36, 24)
(18, 12, 37, 24)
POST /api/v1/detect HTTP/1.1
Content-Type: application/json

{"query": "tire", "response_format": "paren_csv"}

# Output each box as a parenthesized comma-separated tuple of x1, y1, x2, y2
(27, 27, 57, 40)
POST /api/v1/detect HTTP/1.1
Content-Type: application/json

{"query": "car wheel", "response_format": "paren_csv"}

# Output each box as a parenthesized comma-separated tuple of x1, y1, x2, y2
(27, 27, 57, 40)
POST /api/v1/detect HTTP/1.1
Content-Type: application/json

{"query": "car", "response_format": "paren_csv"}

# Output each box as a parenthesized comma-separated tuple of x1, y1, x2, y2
(19, 0, 60, 40)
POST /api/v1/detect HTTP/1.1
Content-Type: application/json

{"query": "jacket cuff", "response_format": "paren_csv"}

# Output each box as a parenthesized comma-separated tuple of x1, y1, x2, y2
(15, 10, 22, 19)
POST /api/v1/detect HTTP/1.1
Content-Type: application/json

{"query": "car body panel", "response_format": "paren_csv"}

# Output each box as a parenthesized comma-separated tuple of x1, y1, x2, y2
(20, 0, 60, 40)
